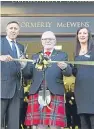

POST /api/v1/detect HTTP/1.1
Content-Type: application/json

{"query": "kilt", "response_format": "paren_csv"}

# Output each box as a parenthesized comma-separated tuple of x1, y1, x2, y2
(24, 93, 67, 127)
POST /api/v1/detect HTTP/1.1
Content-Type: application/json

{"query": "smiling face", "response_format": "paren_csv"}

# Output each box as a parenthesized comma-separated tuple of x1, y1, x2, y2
(77, 28, 89, 45)
(6, 23, 20, 40)
(41, 31, 56, 50)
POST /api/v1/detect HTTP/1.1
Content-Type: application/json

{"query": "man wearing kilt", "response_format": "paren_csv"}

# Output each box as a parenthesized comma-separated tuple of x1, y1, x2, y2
(23, 31, 72, 129)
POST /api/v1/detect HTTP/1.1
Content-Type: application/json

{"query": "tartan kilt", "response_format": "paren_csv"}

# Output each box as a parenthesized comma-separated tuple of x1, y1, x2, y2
(24, 93, 67, 127)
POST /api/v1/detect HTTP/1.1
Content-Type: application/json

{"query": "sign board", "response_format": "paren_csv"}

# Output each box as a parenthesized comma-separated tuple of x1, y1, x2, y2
(1, 17, 94, 34)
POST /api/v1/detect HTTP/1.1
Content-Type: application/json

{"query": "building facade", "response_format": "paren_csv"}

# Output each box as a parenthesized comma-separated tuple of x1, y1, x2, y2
(1, 1, 94, 60)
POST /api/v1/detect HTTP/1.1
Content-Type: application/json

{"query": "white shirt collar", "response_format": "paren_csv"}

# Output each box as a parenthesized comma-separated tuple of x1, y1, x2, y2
(6, 36, 20, 58)
(6, 36, 16, 43)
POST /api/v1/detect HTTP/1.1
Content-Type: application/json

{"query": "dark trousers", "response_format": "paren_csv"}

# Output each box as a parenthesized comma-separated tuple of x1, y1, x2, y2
(65, 104, 72, 127)
(20, 101, 28, 126)
(72, 113, 81, 129)
(66, 113, 71, 127)
(1, 92, 21, 129)
(66, 104, 81, 128)
(80, 114, 94, 129)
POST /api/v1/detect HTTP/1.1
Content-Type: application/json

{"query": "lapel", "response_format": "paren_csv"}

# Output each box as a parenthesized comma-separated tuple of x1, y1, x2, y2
(51, 49, 59, 60)
(16, 42, 23, 54)
(4, 38, 21, 67)
(51, 49, 58, 56)
(4, 38, 23, 56)
(4, 38, 13, 56)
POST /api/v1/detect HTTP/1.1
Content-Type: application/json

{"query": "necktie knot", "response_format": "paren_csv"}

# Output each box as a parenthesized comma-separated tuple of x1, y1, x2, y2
(45, 51, 51, 56)
(11, 40, 15, 43)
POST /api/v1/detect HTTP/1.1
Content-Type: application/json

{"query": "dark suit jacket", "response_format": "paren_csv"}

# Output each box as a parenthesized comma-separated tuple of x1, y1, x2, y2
(1, 37, 24, 99)
(23, 50, 72, 95)
(72, 50, 94, 114)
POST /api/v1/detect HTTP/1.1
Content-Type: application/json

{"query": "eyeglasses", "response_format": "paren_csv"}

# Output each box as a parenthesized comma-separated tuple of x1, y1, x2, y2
(42, 38, 55, 41)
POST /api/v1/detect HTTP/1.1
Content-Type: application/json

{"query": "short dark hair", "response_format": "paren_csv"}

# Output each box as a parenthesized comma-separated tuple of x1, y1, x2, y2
(7, 21, 19, 26)
(75, 27, 94, 56)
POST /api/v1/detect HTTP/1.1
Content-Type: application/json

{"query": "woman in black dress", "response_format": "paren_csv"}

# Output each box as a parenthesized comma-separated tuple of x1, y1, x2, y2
(72, 27, 94, 129)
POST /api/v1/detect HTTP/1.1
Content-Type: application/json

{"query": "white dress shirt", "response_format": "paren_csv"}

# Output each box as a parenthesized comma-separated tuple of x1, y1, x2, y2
(6, 36, 27, 69)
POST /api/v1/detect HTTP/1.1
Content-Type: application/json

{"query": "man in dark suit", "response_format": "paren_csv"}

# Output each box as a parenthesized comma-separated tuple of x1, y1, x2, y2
(0, 21, 25, 129)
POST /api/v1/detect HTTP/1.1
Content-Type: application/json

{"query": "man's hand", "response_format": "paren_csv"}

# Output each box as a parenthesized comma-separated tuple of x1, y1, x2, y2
(19, 54, 27, 69)
(57, 62, 67, 70)
(0, 55, 13, 62)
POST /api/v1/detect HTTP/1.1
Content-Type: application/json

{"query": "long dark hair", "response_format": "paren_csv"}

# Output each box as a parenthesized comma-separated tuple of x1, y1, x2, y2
(75, 27, 94, 56)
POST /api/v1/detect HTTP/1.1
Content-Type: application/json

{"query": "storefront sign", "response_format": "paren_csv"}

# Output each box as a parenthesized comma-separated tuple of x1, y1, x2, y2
(1, 17, 94, 34)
